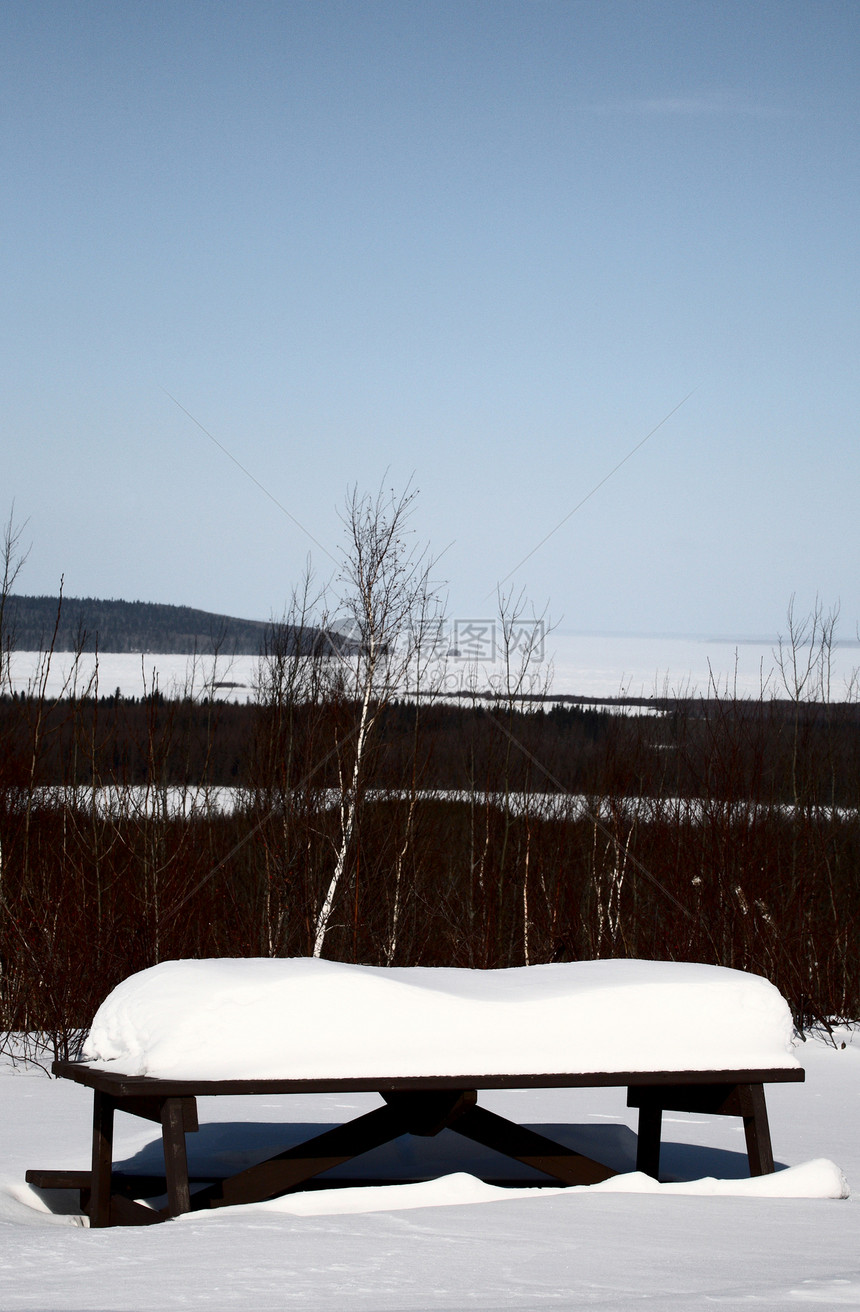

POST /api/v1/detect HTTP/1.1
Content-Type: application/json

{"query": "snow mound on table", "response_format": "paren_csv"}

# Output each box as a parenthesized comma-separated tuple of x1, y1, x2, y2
(81, 957, 798, 1080)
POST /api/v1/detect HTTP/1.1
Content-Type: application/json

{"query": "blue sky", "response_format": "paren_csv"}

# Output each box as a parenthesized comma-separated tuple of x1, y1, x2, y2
(3, 0, 858, 638)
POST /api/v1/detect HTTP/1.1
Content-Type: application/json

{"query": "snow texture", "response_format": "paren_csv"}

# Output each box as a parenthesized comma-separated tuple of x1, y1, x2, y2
(0, 1026, 856, 1311)
(80, 956, 799, 1080)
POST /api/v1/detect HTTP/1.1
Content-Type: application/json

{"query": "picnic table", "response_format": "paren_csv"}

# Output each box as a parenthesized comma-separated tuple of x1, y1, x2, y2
(27, 958, 805, 1227)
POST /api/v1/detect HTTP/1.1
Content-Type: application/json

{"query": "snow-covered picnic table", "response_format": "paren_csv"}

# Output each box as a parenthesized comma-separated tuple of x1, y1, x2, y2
(28, 958, 805, 1227)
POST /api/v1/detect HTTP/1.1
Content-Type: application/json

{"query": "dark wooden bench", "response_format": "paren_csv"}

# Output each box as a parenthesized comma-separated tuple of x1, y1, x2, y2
(27, 1060, 804, 1227)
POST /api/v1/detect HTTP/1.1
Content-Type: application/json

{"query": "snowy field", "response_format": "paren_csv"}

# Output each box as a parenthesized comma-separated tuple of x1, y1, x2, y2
(8, 632, 860, 703)
(1, 1022, 857, 1311)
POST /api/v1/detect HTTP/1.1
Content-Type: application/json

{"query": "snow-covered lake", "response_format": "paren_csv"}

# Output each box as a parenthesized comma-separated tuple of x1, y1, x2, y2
(1, 1020, 856, 1310)
(7, 632, 860, 702)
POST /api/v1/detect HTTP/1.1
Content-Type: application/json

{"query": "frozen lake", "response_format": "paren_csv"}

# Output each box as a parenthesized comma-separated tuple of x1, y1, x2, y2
(6, 631, 860, 703)
(548, 631, 860, 701)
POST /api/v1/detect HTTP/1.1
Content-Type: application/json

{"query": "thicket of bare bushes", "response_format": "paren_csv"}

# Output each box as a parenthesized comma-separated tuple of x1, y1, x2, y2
(1, 504, 859, 1067)
(4, 688, 860, 803)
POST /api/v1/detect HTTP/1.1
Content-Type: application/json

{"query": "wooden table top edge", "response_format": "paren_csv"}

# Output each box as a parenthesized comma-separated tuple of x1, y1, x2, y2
(51, 1061, 805, 1097)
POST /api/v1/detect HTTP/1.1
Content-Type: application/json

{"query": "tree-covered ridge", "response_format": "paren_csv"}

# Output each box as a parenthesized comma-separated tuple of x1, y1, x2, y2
(6, 594, 323, 655)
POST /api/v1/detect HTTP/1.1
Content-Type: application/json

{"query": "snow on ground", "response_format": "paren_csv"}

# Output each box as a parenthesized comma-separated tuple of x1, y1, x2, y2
(0, 1023, 856, 1310)
(81, 957, 799, 1080)
(19, 786, 858, 826)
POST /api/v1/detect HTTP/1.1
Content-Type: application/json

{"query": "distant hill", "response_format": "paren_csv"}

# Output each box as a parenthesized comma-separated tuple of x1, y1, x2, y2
(5, 596, 349, 656)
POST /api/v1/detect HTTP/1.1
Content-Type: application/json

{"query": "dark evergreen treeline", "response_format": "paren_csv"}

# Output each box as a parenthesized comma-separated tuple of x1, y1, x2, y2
(4, 594, 344, 655)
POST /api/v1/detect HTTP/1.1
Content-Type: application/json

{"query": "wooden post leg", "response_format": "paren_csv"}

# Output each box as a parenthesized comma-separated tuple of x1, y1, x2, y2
(635, 1101, 663, 1179)
(161, 1098, 192, 1217)
(89, 1091, 115, 1228)
(740, 1083, 775, 1176)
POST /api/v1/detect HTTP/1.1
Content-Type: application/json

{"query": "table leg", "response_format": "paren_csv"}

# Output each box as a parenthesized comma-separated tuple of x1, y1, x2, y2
(89, 1091, 115, 1228)
(634, 1102, 663, 1178)
(628, 1082, 777, 1178)
(160, 1098, 192, 1217)
(739, 1083, 775, 1176)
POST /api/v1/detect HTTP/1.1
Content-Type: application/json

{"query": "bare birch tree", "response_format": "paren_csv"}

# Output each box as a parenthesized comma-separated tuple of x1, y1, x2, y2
(312, 483, 443, 958)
